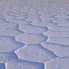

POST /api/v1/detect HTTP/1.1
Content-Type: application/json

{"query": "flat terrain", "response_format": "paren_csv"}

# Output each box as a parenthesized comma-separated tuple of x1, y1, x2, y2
(0, 0, 69, 69)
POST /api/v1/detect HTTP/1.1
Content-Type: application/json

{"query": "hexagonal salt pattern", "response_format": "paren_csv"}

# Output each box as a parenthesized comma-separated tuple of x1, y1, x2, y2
(5, 60, 44, 69)
(0, 0, 69, 69)
(15, 44, 57, 63)
(44, 57, 69, 69)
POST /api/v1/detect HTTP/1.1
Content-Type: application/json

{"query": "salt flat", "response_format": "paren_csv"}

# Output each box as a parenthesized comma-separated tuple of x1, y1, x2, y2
(0, 0, 69, 69)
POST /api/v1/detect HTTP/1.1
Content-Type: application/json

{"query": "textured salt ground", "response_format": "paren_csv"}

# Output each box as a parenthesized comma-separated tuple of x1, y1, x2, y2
(0, 52, 18, 63)
(43, 31, 69, 37)
(15, 44, 57, 63)
(0, 0, 69, 69)
(41, 42, 69, 57)
(18, 23, 48, 33)
(44, 57, 69, 69)
(31, 22, 69, 31)
(5, 60, 44, 69)
(0, 28, 23, 36)
(47, 37, 69, 46)
(0, 36, 24, 52)
(16, 33, 48, 44)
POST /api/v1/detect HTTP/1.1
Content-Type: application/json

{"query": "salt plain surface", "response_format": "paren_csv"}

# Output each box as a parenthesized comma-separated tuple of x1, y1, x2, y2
(0, 0, 69, 69)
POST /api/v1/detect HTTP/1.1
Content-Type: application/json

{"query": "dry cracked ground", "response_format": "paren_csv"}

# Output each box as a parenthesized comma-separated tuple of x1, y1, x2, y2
(0, 0, 69, 69)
